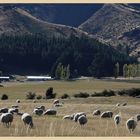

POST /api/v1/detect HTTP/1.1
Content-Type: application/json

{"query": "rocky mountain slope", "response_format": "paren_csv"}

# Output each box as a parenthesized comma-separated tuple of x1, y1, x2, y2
(0, 5, 87, 38)
(16, 4, 103, 27)
(79, 4, 140, 59)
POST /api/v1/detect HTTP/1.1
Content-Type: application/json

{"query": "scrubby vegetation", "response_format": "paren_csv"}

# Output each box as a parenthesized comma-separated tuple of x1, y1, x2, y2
(36, 95, 42, 100)
(1, 94, 8, 100)
(45, 87, 56, 99)
(26, 92, 36, 100)
(91, 90, 115, 97)
(61, 93, 70, 99)
(73, 92, 90, 98)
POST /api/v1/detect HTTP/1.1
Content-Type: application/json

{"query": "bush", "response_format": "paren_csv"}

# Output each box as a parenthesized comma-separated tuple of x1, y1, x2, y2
(61, 93, 70, 99)
(117, 88, 140, 97)
(74, 92, 89, 98)
(36, 95, 42, 100)
(117, 90, 126, 96)
(26, 92, 36, 99)
(45, 87, 56, 99)
(91, 90, 115, 97)
(1, 94, 8, 100)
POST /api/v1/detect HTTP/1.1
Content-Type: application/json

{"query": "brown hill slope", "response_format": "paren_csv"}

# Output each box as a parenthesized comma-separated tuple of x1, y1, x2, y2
(79, 4, 140, 59)
(0, 6, 87, 38)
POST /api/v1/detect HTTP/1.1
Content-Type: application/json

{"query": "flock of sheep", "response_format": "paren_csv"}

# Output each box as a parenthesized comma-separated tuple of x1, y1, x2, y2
(0, 99, 139, 135)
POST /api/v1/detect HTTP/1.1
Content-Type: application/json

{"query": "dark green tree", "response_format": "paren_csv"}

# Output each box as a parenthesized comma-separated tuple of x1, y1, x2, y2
(66, 64, 70, 80)
(55, 63, 62, 80)
(114, 62, 119, 78)
(123, 64, 128, 78)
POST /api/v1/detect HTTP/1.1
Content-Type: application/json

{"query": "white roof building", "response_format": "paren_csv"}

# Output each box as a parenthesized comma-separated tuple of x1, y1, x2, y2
(26, 76, 52, 81)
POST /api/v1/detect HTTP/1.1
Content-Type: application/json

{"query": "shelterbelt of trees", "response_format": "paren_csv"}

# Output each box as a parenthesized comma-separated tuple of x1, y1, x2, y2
(0, 33, 137, 78)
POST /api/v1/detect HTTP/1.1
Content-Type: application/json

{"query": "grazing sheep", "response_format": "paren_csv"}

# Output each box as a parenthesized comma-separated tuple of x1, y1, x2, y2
(43, 109, 57, 115)
(54, 103, 63, 107)
(0, 113, 13, 127)
(116, 103, 120, 107)
(21, 113, 33, 128)
(40, 105, 45, 111)
(63, 115, 74, 120)
(33, 108, 43, 116)
(73, 112, 86, 122)
(78, 115, 88, 125)
(0, 108, 8, 113)
(36, 106, 45, 111)
(126, 117, 137, 133)
(93, 110, 101, 116)
(122, 103, 127, 106)
(100, 111, 113, 118)
(114, 115, 121, 125)
(33, 100, 36, 103)
(11, 105, 19, 108)
(17, 112, 24, 116)
(135, 114, 140, 122)
(16, 99, 20, 103)
(53, 99, 59, 104)
(8, 108, 19, 114)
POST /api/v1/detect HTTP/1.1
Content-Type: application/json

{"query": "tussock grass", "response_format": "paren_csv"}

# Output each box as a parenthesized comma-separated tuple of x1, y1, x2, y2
(0, 79, 139, 136)
(0, 97, 139, 136)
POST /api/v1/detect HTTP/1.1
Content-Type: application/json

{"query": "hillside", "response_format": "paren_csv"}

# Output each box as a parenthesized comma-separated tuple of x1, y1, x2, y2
(0, 5, 87, 38)
(16, 4, 103, 27)
(79, 4, 140, 59)
(0, 5, 136, 77)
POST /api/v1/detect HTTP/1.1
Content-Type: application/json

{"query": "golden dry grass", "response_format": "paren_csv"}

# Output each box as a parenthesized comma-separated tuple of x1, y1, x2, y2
(0, 79, 140, 99)
(0, 79, 139, 136)
(0, 96, 140, 136)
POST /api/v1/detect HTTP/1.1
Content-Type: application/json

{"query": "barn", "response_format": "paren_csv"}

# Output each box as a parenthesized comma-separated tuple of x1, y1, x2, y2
(26, 76, 52, 81)
(0, 76, 10, 82)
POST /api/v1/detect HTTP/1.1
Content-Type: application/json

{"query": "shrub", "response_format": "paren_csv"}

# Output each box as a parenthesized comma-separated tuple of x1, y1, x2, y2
(74, 92, 89, 98)
(26, 92, 36, 99)
(91, 90, 115, 97)
(117, 90, 126, 96)
(61, 93, 70, 99)
(117, 88, 140, 97)
(36, 95, 42, 100)
(1, 94, 8, 100)
(45, 87, 56, 99)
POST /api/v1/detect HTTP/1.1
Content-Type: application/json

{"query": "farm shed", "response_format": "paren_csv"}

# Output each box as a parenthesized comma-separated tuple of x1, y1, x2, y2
(26, 76, 52, 81)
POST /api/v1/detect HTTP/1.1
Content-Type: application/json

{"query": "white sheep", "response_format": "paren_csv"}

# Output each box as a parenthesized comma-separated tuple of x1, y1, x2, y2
(0, 113, 13, 127)
(93, 110, 101, 116)
(17, 112, 24, 116)
(11, 105, 19, 108)
(16, 99, 20, 103)
(100, 111, 113, 118)
(114, 114, 121, 125)
(8, 108, 19, 114)
(63, 115, 74, 120)
(126, 117, 137, 133)
(0, 108, 8, 113)
(36, 106, 45, 111)
(43, 109, 57, 115)
(53, 99, 59, 104)
(33, 108, 43, 116)
(33, 100, 36, 103)
(116, 103, 120, 107)
(21, 113, 33, 128)
(73, 112, 86, 122)
(54, 103, 63, 107)
(135, 114, 140, 122)
(78, 115, 88, 125)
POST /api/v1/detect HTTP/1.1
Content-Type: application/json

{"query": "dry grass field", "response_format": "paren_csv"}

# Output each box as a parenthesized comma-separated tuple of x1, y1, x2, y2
(0, 79, 140, 99)
(0, 79, 140, 136)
